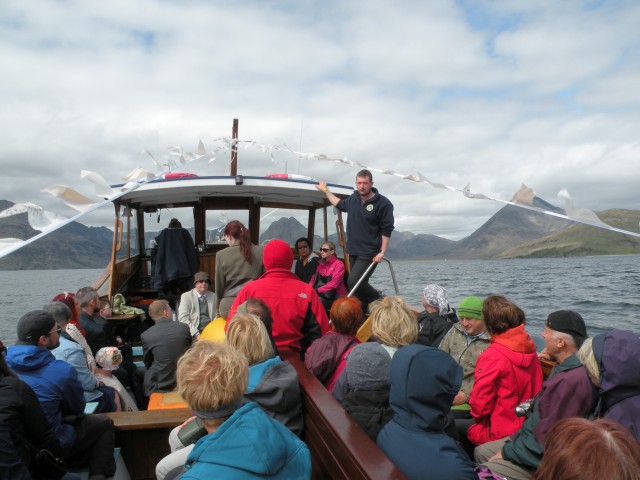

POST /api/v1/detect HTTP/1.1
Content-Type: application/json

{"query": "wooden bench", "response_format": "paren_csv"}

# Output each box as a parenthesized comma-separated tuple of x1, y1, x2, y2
(106, 408, 191, 480)
(282, 352, 406, 480)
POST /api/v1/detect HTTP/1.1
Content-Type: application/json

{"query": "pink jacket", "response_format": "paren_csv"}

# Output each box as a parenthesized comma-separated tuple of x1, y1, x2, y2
(309, 255, 348, 298)
(467, 324, 543, 445)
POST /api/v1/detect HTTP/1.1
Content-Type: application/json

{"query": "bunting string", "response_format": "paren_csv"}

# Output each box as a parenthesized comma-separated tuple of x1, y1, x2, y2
(1, 136, 638, 260)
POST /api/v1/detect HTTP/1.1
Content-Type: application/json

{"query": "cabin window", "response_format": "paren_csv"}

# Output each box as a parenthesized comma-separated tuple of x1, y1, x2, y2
(144, 207, 196, 246)
(116, 209, 140, 260)
(205, 210, 250, 245)
(314, 206, 345, 257)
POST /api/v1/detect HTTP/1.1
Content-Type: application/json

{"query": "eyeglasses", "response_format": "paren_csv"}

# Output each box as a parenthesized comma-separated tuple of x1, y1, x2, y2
(195, 280, 210, 284)
(47, 328, 62, 336)
(296, 245, 309, 250)
(320, 248, 333, 252)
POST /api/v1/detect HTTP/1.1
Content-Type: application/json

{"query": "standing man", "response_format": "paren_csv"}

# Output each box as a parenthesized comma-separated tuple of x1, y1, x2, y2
(475, 310, 597, 480)
(178, 271, 216, 339)
(6, 311, 116, 479)
(141, 300, 192, 397)
(317, 169, 394, 311)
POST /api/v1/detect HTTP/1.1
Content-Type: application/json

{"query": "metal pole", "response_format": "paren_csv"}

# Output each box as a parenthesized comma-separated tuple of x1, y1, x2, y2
(347, 261, 377, 298)
(230, 118, 238, 176)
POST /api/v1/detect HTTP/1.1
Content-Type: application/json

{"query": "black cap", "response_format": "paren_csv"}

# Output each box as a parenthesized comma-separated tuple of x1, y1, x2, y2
(17, 311, 56, 344)
(546, 310, 587, 347)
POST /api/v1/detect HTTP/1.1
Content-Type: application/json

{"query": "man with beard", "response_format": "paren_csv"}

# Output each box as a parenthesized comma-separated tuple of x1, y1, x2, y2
(317, 169, 394, 312)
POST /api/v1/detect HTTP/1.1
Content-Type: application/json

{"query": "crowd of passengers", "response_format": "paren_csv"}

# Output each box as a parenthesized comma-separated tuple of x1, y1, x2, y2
(3, 229, 640, 479)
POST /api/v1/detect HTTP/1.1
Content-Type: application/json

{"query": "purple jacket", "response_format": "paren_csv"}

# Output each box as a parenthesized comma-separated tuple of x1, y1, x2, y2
(592, 329, 640, 440)
(304, 331, 359, 390)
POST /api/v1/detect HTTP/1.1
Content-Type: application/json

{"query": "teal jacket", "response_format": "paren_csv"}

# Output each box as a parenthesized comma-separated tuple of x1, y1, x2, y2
(182, 402, 311, 479)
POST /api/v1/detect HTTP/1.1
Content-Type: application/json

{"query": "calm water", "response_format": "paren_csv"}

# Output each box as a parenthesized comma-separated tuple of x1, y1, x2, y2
(1, 255, 639, 344)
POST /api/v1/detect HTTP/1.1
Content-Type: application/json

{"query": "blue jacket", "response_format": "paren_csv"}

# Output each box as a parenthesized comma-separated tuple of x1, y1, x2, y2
(377, 344, 477, 480)
(181, 402, 311, 479)
(336, 188, 394, 256)
(53, 334, 103, 402)
(6, 344, 85, 449)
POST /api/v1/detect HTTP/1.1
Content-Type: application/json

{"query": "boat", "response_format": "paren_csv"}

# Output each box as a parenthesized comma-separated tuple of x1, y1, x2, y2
(87, 163, 410, 478)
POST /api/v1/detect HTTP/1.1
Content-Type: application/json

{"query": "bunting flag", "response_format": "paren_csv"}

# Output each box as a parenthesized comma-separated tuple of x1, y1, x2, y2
(1, 136, 639, 260)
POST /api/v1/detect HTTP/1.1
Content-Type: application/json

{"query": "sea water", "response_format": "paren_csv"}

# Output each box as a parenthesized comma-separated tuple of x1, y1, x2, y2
(1, 255, 639, 345)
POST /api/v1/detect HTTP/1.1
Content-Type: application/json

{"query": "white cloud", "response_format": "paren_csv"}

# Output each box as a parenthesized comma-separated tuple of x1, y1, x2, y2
(1, 0, 639, 246)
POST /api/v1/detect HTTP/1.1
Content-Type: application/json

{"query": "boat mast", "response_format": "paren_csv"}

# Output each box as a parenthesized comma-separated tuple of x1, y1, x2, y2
(230, 118, 238, 175)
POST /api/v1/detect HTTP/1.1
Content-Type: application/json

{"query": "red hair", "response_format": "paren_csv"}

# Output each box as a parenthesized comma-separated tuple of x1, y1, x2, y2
(329, 297, 363, 336)
(224, 220, 253, 264)
(51, 292, 85, 335)
(533, 417, 640, 480)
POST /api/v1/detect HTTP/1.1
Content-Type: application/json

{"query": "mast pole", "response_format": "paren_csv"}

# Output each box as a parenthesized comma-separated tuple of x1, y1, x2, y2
(231, 118, 239, 175)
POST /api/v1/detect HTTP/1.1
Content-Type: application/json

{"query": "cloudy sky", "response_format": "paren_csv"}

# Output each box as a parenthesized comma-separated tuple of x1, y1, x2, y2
(2, 0, 639, 241)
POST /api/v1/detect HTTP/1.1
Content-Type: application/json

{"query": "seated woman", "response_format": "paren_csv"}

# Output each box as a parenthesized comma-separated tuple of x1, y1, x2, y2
(310, 241, 347, 310)
(157, 313, 303, 480)
(466, 295, 543, 446)
(168, 341, 311, 479)
(214, 220, 264, 319)
(304, 297, 362, 391)
(532, 417, 640, 480)
(332, 296, 418, 439)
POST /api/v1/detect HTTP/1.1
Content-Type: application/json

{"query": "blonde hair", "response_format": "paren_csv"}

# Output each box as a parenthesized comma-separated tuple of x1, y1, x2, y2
(177, 341, 248, 422)
(225, 314, 274, 365)
(577, 337, 599, 386)
(370, 296, 418, 348)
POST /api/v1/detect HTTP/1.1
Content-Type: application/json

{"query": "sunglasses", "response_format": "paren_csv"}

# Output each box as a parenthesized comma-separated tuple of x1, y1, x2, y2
(296, 245, 309, 249)
(320, 248, 333, 252)
(195, 280, 210, 284)
(47, 327, 62, 336)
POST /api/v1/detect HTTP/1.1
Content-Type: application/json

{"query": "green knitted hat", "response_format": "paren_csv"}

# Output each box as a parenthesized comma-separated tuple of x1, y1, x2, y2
(458, 296, 484, 320)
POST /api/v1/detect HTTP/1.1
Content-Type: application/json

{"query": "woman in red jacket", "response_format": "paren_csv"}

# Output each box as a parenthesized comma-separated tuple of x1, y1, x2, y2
(467, 295, 543, 445)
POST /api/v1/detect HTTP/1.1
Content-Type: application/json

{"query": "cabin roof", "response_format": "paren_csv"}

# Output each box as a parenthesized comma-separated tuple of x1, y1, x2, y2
(113, 175, 354, 210)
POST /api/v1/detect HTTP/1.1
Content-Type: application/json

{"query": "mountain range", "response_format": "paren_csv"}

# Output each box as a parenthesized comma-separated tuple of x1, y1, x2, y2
(1, 198, 639, 270)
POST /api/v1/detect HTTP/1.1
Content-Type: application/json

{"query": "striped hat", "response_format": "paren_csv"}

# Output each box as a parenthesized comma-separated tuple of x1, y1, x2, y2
(457, 296, 484, 320)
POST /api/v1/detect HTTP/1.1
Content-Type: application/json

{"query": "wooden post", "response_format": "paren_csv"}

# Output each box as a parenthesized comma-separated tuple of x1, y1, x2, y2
(230, 118, 238, 176)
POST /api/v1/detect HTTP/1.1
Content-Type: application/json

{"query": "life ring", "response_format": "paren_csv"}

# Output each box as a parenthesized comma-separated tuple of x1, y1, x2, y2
(265, 173, 316, 182)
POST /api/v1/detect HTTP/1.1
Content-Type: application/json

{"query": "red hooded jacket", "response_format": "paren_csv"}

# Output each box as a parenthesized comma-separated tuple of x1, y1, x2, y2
(467, 324, 543, 445)
(228, 239, 329, 357)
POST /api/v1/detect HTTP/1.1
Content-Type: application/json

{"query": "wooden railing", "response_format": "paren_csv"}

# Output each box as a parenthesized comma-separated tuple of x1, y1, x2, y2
(282, 352, 406, 480)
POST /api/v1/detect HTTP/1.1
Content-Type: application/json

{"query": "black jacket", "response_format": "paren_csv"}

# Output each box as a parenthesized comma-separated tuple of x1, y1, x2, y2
(415, 309, 458, 348)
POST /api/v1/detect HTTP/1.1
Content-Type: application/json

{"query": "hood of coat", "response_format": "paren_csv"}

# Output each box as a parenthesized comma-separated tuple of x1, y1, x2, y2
(389, 344, 461, 432)
(186, 402, 303, 475)
(593, 329, 640, 406)
(263, 239, 294, 271)
(5, 344, 54, 372)
(491, 324, 537, 355)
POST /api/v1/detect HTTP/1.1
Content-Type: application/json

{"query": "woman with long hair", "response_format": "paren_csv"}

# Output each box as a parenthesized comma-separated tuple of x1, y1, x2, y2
(214, 220, 264, 319)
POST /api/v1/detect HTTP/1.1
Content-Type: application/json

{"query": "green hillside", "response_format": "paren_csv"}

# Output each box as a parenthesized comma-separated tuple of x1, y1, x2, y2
(496, 209, 640, 258)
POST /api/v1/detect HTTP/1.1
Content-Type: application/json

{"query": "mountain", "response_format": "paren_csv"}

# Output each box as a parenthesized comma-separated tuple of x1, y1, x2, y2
(1, 199, 639, 270)
(0, 201, 112, 270)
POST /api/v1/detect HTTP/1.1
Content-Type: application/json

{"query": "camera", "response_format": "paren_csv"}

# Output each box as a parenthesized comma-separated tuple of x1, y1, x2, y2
(515, 399, 534, 417)
(177, 417, 207, 446)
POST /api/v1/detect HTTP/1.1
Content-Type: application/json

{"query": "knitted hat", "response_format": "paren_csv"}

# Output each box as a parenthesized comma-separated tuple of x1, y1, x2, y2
(17, 310, 56, 343)
(346, 342, 391, 390)
(263, 239, 293, 270)
(194, 271, 210, 283)
(545, 310, 587, 347)
(457, 296, 484, 320)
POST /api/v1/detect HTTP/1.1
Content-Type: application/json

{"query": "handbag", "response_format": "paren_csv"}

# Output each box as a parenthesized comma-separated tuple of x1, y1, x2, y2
(313, 273, 336, 301)
(15, 432, 67, 480)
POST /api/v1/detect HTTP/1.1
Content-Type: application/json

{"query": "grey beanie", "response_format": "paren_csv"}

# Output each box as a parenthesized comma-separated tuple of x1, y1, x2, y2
(346, 342, 391, 390)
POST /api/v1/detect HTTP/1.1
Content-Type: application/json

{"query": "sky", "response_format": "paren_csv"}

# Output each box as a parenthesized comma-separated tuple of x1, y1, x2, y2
(1, 0, 639, 242)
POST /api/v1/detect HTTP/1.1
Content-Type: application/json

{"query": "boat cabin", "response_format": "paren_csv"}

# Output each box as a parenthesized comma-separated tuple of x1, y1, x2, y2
(96, 175, 355, 304)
